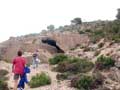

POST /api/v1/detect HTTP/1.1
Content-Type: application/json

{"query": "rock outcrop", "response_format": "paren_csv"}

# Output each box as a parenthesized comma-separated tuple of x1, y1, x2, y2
(0, 31, 89, 63)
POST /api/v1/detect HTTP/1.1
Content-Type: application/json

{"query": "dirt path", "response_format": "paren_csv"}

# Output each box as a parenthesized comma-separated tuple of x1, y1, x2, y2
(0, 61, 75, 90)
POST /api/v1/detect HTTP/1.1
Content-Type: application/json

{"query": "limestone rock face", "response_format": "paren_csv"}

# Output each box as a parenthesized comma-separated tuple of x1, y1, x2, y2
(0, 32, 89, 62)
(46, 32, 89, 51)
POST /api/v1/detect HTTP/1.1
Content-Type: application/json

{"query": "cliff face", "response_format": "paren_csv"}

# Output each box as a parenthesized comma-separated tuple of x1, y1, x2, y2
(0, 31, 89, 62)
(0, 20, 112, 62)
(46, 31, 89, 51)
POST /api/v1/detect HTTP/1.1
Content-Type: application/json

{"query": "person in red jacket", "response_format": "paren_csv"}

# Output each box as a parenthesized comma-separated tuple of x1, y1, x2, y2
(12, 51, 26, 90)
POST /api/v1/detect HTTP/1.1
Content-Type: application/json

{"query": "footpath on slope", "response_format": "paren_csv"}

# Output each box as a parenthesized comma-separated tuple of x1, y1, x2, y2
(0, 61, 75, 90)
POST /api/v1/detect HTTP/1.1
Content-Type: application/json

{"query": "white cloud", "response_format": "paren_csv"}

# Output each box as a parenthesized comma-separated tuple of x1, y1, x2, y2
(0, 0, 120, 42)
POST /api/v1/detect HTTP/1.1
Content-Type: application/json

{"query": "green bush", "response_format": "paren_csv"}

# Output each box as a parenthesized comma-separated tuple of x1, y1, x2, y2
(90, 30, 105, 43)
(70, 47, 76, 50)
(0, 80, 9, 90)
(0, 69, 9, 90)
(90, 20, 120, 43)
(56, 73, 69, 80)
(95, 55, 115, 70)
(56, 58, 94, 73)
(71, 75, 93, 90)
(74, 59, 94, 73)
(71, 73, 104, 90)
(68, 57, 80, 63)
(49, 54, 68, 65)
(4, 59, 11, 63)
(85, 29, 92, 33)
(0, 69, 9, 77)
(29, 72, 51, 88)
(0, 77, 8, 81)
(91, 72, 105, 89)
(98, 43, 104, 48)
(56, 61, 69, 72)
(83, 47, 91, 52)
(78, 31, 85, 34)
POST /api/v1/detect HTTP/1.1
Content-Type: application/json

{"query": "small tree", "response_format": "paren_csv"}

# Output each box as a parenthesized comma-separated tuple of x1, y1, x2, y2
(116, 8, 120, 20)
(58, 26, 64, 31)
(47, 25, 55, 31)
(41, 29, 47, 34)
(71, 17, 82, 25)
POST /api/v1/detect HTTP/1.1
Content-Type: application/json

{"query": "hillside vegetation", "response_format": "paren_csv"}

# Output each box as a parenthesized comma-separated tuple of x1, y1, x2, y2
(0, 9, 120, 90)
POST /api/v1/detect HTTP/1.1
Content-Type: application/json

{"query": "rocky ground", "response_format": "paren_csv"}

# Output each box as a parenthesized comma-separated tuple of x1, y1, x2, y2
(1, 41, 120, 90)
(0, 61, 75, 90)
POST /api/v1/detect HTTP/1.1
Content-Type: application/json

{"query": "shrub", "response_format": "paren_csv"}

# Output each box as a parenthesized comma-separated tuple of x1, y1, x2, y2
(70, 47, 76, 50)
(78, 31, 85, 34)
(0, 80, 9, 90)
(0, 77, 8, 81)
(85, 29, 92, 33)
(71, 75, 93, 90)
(98, 43, 104, 48)
(112, 35, 120, 43)
(71, 73, 104, 90)
(95, 55, 115, 70)
(79, 45, 85, 49)
(90, 30, 105, 43)
(83, 47, 91, 52)
(74, 59, 94, 73)
(56, 58, 94, 74)
(91, 72, 105, 89)
(4, 59, 11, 63)
(91, 37, 98, 44)
(29, 72, 51, 88)
(70, 76, 78, 87)
(0, 69, 9, 78)
(89, 20, 120, 43)
(0, 69, 9, 90)
(56, 61, 69, 72)
(56, 73, 69, 80)
(68, 57, 80, 63)
(49, 54, 68, 65)
(77, 75, 93, 90)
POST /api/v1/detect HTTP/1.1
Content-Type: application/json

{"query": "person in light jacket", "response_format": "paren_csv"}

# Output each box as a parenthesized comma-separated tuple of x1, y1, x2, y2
(32, 51, 40, 69)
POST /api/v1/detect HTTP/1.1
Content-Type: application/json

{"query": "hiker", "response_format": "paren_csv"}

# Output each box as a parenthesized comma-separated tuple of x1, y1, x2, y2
(12, 51, 26, 90)
(32, 51, 40, 69)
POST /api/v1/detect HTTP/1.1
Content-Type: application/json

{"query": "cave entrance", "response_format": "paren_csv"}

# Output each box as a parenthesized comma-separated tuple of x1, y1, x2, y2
(41, 38, 64, 53)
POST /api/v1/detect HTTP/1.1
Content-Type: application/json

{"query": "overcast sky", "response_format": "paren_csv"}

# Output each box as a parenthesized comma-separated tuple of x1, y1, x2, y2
(0, 0, 120, 42)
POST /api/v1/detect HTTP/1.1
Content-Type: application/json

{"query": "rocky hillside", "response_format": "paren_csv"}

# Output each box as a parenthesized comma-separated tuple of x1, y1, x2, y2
(0, 19, 120, 90)
(0, 31, 89, 63)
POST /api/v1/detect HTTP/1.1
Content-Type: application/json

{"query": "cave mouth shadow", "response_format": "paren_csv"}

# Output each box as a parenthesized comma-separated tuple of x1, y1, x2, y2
(41, 38, 64, 53)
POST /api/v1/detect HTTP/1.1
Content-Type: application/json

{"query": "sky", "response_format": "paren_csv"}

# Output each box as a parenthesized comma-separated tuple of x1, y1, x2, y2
(0, 0, 120, 42)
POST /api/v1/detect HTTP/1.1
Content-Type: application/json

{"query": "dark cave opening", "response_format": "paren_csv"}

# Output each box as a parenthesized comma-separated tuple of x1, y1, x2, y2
(41, 38, 64, 53)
